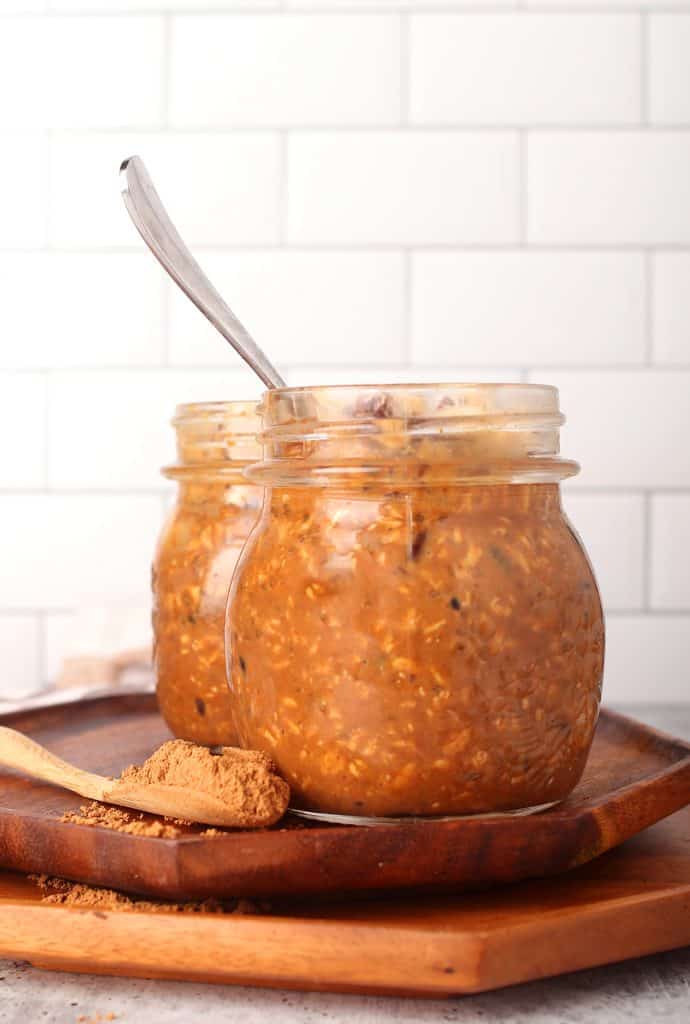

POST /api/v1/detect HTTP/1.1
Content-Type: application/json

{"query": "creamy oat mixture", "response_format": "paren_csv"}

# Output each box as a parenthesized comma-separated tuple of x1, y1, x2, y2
(153, 402, 261, 745)
(227, 385, 604, 817)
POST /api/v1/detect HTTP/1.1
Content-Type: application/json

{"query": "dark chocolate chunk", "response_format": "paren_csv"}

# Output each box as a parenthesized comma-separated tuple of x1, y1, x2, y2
(411, 529, 428, 560)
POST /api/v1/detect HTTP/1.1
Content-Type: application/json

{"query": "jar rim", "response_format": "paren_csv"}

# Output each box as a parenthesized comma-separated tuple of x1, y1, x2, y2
(249, 381, 578, 487)
(172, 399, 259, 426)
(165, 398, 262, 478)
(259, 382, 561, 426)
(264, 381, 555, 395)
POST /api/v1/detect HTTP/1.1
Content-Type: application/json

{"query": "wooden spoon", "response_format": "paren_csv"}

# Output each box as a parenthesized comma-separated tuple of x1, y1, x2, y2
(0, 726, 286, 828)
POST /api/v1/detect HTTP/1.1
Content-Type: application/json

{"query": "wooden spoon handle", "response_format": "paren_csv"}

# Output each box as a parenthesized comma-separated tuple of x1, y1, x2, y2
(0, 726, 107, 802)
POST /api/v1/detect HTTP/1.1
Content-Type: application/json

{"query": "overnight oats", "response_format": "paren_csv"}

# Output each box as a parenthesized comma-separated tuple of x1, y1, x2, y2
(226, 384, 605, 820)
(153, 401, 261, 746)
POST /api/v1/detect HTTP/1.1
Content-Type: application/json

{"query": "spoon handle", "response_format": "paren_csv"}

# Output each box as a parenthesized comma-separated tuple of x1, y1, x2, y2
(120, 155, 286, 391)
(0, 726, 107, 802)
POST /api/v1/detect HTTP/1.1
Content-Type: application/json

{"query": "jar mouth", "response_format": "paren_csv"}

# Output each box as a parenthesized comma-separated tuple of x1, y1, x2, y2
(171, 399, 259, 429)
(258, 382, 561, 428)
(248, 382, 578, 487)
(165, 399, 262, 475)
(265, 380, 555, 396)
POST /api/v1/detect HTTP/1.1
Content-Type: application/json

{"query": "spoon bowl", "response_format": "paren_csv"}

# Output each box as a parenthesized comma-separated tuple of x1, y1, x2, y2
(0, 725, 287, 829)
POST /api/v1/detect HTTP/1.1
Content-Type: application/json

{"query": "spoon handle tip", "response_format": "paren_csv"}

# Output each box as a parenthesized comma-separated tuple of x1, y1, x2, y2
(119, 154, 286, 391)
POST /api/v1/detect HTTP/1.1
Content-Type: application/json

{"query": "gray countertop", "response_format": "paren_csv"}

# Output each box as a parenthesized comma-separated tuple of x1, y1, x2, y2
(2, 704, 690, 1024)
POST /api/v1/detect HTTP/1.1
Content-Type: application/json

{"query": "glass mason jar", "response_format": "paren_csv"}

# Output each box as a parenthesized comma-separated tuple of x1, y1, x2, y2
(226, 383, 605, 820)
(153, 401, 261, 746)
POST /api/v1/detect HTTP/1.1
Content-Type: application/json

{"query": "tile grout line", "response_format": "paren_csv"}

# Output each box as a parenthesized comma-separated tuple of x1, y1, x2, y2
(519, 131, 528, 246)
(42, 370, 51, 492)
(640, 12, 649, 127)
(4, 6, 551, 18)
(161, 12, 172, 131)
(42, 130, 52, 252)
(400, 13, 409, 127)
(161, 280, 172, 368)
(279, 132, 289, 246)
(8, 243, 690, 255)
(3, 363, 690, 374)
(29, 125, 690, 136)
(13, 5, 690, 15)
(644, 250, 654, 366)
(36, 610, 47, 690)
(642, 491, 653, 612)
(402, 249, 412, 365)
(156, 0, 174, 370)
(108, 124, 685, 134)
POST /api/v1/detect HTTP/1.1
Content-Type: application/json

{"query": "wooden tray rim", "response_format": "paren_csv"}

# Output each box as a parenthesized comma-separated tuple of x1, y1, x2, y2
(0, 699, 689, 902)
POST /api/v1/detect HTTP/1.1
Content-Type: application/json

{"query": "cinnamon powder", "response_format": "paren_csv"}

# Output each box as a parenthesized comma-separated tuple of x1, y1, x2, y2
(62, 802, 183, 838)
(32, 875, 262, 915)
(114, 739, 290, 828)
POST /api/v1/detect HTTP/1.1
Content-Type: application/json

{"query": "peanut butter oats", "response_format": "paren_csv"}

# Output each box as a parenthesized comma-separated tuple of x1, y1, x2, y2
(153, 401, 262, 745)
(227, 383, 604, 818)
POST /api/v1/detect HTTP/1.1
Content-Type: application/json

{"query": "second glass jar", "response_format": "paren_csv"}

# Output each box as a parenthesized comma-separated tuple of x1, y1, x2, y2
(153, 400, 262, 745)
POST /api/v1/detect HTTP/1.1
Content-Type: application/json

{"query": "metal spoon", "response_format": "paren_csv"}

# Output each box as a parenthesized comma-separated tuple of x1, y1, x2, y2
(119, 155, 285, 390)
(0, 726, 288, 828)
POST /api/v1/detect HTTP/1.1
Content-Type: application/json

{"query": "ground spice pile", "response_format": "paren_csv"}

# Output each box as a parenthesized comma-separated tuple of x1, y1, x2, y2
(32, 875, 262, 915)
(62, 802, 183, 838)
(112, 739, 290, 828)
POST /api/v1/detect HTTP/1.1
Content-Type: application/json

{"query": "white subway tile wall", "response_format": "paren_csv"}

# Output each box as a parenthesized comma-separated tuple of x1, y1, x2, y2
(649, 15, 690, 125)
(0, 494, 161, 610)
(286, 132, 520, 244)
(49, 133, 282, 247)
(650, 495, 690, 611)
(0, 618, 40, 698)
(410, 252, 646, 366)
(409, 15, 641, 126)
(0, 135, 47, 248)
(0, 373, 47, 489)
(653, 253, 690, 365)
(167, 251, 407, 366)
(528, 133, 690, 245)
(0, 2, 688, 704)
(169, 16, 402, 127)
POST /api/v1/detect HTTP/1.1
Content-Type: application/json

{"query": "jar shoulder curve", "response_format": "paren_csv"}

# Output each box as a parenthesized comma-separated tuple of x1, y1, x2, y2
(230, 485, 602, 600)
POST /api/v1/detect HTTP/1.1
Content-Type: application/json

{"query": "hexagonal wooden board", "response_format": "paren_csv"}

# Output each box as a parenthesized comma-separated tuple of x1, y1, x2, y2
(0, 695, 688, 904)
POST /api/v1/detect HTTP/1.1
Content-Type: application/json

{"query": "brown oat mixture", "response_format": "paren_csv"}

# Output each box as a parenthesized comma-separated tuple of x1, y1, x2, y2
(153, 401, 262, 746)
(228, 384, 605, 818)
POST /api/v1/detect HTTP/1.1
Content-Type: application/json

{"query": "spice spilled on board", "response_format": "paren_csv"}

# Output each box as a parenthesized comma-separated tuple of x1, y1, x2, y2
(62, 802, 185, 838)
(32, 875, 263, 915)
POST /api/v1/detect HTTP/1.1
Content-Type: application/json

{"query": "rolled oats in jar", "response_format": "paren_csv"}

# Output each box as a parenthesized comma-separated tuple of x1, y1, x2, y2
(153, 401, 262, 746)
(226, 383, 605, 819)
